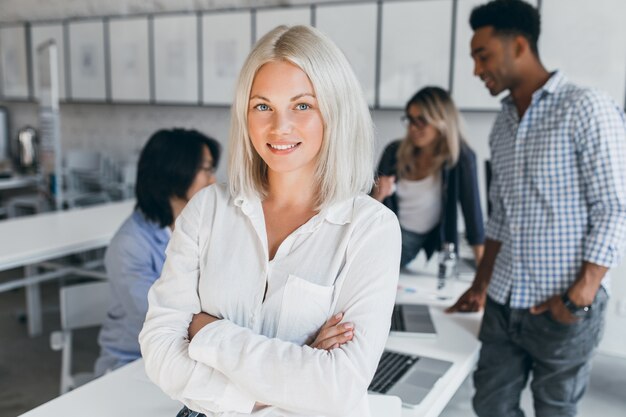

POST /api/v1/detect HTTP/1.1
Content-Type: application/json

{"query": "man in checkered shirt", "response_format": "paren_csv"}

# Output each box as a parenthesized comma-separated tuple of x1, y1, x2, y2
(448, 1, 626, 416)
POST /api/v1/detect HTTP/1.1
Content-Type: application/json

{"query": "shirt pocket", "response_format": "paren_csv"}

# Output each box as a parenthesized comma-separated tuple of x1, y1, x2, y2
(526, 138, 576, 198)
(275, 274, 335, 345)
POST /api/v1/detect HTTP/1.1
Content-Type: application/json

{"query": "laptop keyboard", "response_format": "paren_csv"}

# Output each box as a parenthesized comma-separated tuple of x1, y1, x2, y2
(390, 305, 405, 331)
(369, 351, 419, 393)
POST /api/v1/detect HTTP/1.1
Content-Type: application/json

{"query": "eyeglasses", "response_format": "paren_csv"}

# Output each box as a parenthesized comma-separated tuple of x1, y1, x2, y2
(401, 114, 429, 130)
(200, 165, 216, 175)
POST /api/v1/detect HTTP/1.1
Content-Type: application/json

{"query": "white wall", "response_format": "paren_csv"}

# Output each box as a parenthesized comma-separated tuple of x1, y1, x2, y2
(1, 0, 625, 355)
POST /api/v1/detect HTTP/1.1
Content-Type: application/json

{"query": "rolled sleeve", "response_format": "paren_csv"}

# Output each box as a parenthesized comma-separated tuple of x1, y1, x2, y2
(576, 92, 626, 267)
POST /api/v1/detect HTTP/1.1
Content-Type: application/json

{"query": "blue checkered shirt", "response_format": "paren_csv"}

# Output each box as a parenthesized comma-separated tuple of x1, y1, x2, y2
(486, 71, 626, 308)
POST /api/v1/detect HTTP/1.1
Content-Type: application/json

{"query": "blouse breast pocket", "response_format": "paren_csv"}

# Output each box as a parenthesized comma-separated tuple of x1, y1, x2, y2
(275, 274, 335, 346)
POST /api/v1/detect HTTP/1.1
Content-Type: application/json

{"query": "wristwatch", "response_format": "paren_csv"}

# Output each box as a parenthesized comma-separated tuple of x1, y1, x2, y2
(561, 292, 592, 318)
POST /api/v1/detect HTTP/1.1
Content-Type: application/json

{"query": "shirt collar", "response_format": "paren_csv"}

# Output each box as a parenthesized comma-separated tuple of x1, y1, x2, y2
(233, 193, 355, 228)
(233, 193, 258, 217)
(540, 70, 567, 94)
(320, 197, 355, 225)
(501, 70, 567, 108)
(133, 209, 170, 244)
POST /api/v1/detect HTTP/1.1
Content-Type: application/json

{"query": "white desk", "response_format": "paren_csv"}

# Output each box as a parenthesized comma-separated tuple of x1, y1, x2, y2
(18, 269, 480, 417)
(18, 359, 403, 417)
(0, 200, 134, 335)
(393, 271, 481, 417)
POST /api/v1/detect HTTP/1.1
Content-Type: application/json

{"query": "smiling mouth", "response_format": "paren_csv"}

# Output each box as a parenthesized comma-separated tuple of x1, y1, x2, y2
(267, 142, 301, 151)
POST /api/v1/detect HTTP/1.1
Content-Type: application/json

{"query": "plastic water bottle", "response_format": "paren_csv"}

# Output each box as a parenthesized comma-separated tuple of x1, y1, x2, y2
(437, 242, 457, 290)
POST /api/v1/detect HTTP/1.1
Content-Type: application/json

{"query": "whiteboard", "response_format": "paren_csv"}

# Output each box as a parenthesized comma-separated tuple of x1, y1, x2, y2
(255, 7, 311, 42)
(31, 23, 66, 100)
(109, 17, 150, 102)
(68, 20, 107, 101)
(316, 3, 378, 107)
(153, 14, 199, 104)
(452, 0, 538, 110)
(379, 0, 453, 108)
(540, 0, 626, 107)
(0, 25, 30, 98)
(202, 11, 251, 105)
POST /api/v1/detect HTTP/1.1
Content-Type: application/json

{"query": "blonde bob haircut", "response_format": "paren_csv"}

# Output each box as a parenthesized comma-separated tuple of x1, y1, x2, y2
(228, 25, 374, 209)
(397, 86, 462, 179)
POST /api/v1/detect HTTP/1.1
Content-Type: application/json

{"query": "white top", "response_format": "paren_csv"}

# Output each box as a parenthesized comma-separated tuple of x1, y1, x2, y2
(139, 184, 402, 417)
(396, 174, 441, 234)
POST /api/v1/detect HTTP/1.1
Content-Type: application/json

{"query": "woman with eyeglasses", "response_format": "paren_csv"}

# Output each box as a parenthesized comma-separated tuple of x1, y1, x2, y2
(94, 128, 221, 376)
(372, 86, 485, 268)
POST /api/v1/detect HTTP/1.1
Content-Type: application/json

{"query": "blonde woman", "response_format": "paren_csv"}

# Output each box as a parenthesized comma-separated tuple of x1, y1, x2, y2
(372, 87, 484, 268)
(139, 25, 401, 417)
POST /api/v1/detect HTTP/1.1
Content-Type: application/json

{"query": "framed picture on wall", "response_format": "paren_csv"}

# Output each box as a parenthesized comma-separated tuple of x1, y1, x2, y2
(255, 7, 311, 42)
(31, 23, 67, 101)
(379, 0, 453, 108)
(540, 0, 626, 107)
(153, 14, 199, 104)
(68, 19, 107, 101)
(201, 11, 251, 105)
(109, 16, 151, 102)
(0, 24, 30, 99)
(316, 3, 378, 107)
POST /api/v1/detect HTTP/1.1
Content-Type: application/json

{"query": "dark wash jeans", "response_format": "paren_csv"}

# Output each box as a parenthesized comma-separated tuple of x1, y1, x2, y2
(473, 289, 608, 417)
(399, 227, 430, 268)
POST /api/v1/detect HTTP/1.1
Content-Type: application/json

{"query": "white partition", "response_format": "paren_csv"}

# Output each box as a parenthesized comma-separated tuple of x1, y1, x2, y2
(109, 17, 150, 102)
(68, 20, 106, 101)
(31, 23, 66, 100)
(153, 14, 199, 104)
(452, 0, 538, 110)
(379, 0, 453, 108)
(316, 3, 378, 107)
(255, 7, 311, 41)
(540, 0, 626, 107)
(0, 25, 30, 99)
(202, 11, 251, 105)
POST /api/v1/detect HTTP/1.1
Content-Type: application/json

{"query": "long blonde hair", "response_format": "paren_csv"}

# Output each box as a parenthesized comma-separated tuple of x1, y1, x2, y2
(228, 25, 374, 209)
(396, 86, 462, 179)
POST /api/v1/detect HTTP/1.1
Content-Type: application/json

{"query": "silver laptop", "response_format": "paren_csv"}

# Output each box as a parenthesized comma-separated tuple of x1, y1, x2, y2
(369, 350, 452, 408)
(390, 304, 437, 338)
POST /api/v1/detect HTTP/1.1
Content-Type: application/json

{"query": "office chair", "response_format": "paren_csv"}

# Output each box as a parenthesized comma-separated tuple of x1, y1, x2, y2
(63, 149, 114, 208)
(50, 281, 111, 395)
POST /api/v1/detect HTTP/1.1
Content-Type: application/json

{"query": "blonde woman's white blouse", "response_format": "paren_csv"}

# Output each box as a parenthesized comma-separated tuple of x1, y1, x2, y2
(139, 184, 401, 417)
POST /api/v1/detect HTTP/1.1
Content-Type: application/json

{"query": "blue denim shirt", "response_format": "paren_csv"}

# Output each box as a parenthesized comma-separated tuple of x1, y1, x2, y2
(95, 209, 169, 376)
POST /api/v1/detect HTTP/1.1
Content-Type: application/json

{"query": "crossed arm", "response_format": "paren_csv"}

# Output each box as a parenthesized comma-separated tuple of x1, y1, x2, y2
(139, 201, 401, 416)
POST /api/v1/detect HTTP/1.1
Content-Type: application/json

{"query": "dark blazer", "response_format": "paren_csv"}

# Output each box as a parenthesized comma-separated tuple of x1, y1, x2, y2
(376, 140, 485, 258)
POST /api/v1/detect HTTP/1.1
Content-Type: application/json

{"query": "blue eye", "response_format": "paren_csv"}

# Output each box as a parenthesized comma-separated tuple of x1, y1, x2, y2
(295, 103, 310, 110)
(255, 103, 270, 111)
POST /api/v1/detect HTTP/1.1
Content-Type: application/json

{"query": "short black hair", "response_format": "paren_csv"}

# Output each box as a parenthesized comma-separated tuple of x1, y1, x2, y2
(135, 128, 221, 227)
(470, 0, 541, 56)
